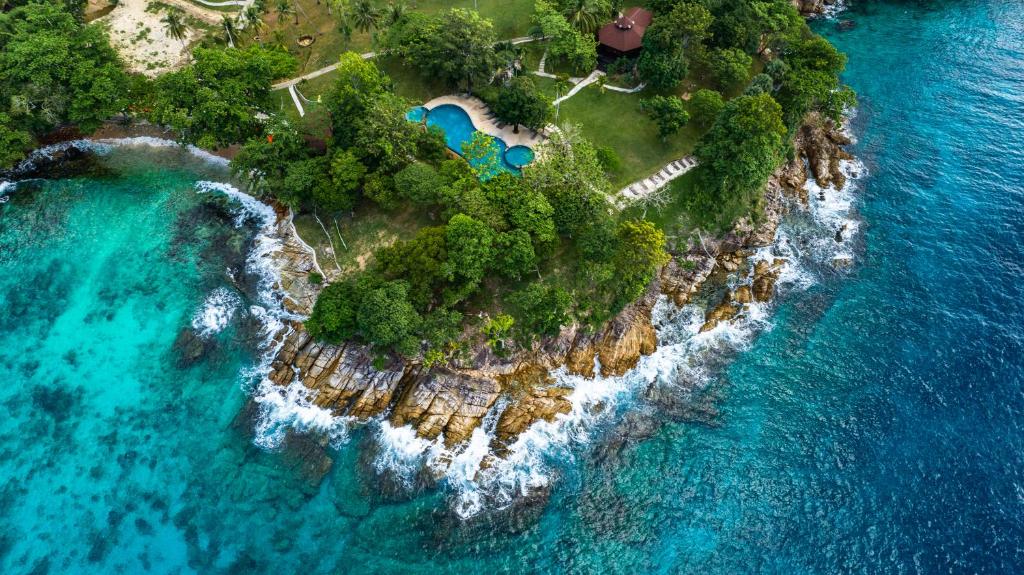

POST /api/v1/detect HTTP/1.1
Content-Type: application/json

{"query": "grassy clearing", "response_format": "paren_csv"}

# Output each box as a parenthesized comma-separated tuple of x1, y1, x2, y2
(553, 85, 703, 188)
(293, 204, 435, 278)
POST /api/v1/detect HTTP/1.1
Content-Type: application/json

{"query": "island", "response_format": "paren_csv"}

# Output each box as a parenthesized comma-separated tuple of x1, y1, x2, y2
(0, 0, 854, 500)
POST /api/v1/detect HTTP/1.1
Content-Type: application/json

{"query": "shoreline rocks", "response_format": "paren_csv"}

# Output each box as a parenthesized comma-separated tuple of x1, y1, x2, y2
(253, 114, 854, 479)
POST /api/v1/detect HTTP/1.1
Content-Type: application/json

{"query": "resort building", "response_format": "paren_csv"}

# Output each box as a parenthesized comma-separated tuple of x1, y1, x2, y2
(597, 6, 653, 59)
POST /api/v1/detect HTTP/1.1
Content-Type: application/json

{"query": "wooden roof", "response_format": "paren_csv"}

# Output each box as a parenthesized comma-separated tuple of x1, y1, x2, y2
(597, 7, 653, 53)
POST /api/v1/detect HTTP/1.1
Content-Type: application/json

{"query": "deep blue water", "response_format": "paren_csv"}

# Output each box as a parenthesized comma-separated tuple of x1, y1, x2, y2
(2, 1, 1023, 573)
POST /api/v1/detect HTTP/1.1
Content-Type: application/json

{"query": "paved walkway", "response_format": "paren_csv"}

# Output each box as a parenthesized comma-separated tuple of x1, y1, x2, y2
(272, 52, 376, 90)
(422, 95, 547, 149)
(618, 156, 699, 205)
(271, 37, 536, 92)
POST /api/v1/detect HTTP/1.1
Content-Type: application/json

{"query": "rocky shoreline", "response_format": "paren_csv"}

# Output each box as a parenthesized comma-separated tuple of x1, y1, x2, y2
(257, 116, 855, 484)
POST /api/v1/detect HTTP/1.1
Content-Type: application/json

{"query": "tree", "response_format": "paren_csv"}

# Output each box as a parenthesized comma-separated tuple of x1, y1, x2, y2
(222, 15, 237, 47)
(707, 47, 753, 90)
(461, 131, 503, 180)
(442, 213, 496, 298)
(0, 114, 32, 169)
(533, 0, 597, 74)
(744, 73, 774, 95)
(275, 0, 296, 24)
(560, 0, 609, 34)
(0, 2, 129, 140)
(231, 119, 310, 197)
(394, 162, 445, 206)
(509, 282, 572, 339)
(326, 52, 391, 148)
(162, 9, 188, 47)
(693, 93, 787, 226)
(523, 126, 611, 237)
(640, 95, 689, 140)
(349, 91, 419, 172)
(357, 280, 422, 354)
(689, 88, 725, 128)
(385, 9, 497, 91)
(493, 76, 552, 134)
(776, 36, 854, 128)
(415, 125, 448, 164)
(349, 0, 381, 33)
(485, 174, 557, 247)
(377, 226, 448, 309)
(494, 229, 537, 280)
(316, 149, 366, 212)
(636, 2, 712, 90)
(150, 46, 296, 147)
(610, 219, 670, 307)
(306, 281, 360, 343)
(280, 156, 330, 208)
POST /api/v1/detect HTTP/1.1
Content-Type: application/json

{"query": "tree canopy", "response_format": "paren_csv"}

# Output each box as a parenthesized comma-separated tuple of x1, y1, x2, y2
(149, 46, 295, 148)
(0, 1, 129, 165)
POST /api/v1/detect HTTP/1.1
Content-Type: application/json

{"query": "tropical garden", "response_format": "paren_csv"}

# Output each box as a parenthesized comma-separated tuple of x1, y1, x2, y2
(0, 0, 852, 365)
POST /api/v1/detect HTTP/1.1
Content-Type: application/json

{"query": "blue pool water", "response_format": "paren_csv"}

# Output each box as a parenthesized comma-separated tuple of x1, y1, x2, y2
(410, 104, 532, 176)
(504, 145, 535, 168)
(3, 1, 1024, 572)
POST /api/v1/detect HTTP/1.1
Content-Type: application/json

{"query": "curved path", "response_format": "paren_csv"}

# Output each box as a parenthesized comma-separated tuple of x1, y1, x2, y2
(271, 37, 535, 91)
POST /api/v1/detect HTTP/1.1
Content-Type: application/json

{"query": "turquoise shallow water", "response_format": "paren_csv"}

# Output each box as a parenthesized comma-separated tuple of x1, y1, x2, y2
(3, 1, 1024, 572)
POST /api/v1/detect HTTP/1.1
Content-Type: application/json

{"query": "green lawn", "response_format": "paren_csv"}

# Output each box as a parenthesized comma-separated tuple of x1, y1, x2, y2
(554, 85, 703, 188)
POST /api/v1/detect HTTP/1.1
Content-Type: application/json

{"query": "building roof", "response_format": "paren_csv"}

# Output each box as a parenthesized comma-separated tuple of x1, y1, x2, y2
(597, 7, 653, 53)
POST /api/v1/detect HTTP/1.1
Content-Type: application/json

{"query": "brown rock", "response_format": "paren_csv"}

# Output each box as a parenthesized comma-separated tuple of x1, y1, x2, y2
(494, 387, 573, 448)
(733, 285, 753, 304)
(700, 299, 740, 333)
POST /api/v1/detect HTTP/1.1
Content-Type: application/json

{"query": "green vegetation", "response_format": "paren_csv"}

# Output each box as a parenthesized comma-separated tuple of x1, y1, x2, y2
(0, 1, 129, 167)
(641, 95, 690, 140)
(0, 0, 852, 366)
(148, 46, 296, 148)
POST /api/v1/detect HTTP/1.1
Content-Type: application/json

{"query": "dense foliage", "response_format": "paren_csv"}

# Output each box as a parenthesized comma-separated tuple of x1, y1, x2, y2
(384, 9, 498, 91)
(0, 1, 129, 167)
(149, 46, 295, 148)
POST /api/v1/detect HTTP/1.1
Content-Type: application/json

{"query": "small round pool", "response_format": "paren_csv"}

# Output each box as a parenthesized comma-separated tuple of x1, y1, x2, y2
(405, 106, 426, 122)
(504, 146, 535, 168)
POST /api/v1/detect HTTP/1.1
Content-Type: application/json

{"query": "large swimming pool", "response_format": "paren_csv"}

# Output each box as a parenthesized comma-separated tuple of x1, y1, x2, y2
(406, 104, 534, 176)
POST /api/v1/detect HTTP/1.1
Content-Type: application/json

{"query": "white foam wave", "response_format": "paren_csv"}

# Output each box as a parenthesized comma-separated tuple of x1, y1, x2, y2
(191, 287, 241, 336)
(252, 377, 352, 449)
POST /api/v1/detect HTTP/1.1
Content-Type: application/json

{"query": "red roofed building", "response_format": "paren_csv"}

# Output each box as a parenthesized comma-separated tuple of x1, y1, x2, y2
(597, 7, 653, 57)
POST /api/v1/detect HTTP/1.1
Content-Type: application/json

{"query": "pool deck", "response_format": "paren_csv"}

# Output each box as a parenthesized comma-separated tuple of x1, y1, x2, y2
(422, 95, 548, 149)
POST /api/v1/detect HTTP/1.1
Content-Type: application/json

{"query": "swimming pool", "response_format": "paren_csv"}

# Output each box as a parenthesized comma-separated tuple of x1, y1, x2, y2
(407, 104, 534, 176)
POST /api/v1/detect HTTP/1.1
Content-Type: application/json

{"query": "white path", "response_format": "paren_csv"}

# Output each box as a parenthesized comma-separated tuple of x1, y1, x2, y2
(617, 156, 699, 206)
(288, 85, 305, 117)
(272, 52, 376, 90)
(271, 37, 536, 92)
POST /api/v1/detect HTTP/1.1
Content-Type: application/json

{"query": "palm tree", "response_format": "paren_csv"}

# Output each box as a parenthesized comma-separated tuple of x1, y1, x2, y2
(222, 15, 236, 47)
(384, 0, 405, 26)
(349, 0, 380, 33)
(563, 0, 601, 35)
(326, 0, 347, 15)
(161, 9, 187, 47)
(275, 0, 296, 24)
(244, 6, 264, 32)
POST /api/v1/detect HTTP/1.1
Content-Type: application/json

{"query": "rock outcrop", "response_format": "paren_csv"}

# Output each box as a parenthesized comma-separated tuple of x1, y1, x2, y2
(787, 114, 854, 197)
(255, 113, 848, 474)
(791, 0, 838, 16)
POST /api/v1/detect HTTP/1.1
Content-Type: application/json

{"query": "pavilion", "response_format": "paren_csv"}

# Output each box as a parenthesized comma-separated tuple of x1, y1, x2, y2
(596, 7, 653, 58)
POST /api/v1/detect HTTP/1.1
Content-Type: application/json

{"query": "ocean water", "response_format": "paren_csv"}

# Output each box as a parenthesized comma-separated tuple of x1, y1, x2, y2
(2, 1, 1024, 572)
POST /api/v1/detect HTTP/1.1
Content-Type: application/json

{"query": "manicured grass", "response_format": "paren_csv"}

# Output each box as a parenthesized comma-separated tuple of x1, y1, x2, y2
(554, 84, 702, 188)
